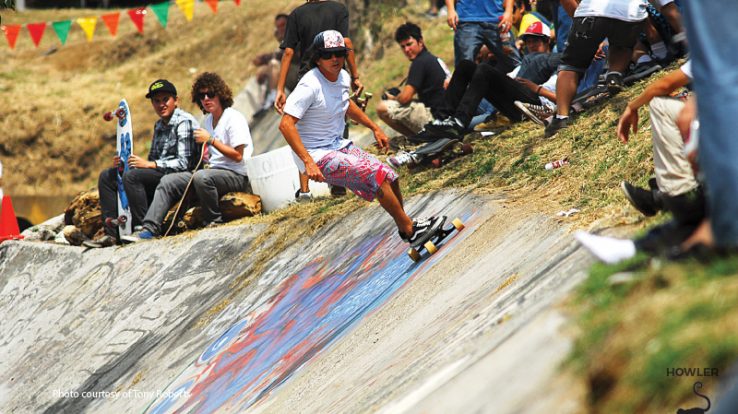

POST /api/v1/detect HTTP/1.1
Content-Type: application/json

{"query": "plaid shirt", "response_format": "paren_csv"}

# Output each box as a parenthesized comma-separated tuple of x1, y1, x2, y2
(148, 108, 201, 173)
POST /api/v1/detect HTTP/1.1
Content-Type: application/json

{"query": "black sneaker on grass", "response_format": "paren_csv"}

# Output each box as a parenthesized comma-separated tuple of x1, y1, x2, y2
(544, 116, 569, 138)
(621, 180, 661, 217)
(399, 216, 445, 245)
(415, 117, 465, 141)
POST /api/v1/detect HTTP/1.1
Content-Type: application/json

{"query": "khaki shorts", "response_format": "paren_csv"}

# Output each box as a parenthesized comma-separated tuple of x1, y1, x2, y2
(384, 100, 433, 134)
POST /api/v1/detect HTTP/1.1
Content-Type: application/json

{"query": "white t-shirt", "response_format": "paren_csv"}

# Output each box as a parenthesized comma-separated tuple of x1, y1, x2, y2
(539, 73, 558, 107)
(574, 0, 648, 22)
(203, 107, 252, 176)
(284, 67, 352, 170)
(680, 60, 692, 79)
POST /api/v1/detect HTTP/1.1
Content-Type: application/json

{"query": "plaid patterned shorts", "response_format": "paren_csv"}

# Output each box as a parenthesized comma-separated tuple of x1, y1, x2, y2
(316, 144, 399, 201)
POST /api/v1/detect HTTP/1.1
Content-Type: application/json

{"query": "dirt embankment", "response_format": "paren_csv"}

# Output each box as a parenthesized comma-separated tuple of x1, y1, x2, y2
(0, 1, 301, 196)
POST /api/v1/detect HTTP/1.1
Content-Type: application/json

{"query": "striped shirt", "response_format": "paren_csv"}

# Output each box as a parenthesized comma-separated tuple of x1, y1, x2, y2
(148, 108, 201, 172)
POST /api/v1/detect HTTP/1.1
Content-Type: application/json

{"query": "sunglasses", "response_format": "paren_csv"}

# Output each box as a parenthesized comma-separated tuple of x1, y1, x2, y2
(197, 91, 216, 101)
(319, 50, 347, 60)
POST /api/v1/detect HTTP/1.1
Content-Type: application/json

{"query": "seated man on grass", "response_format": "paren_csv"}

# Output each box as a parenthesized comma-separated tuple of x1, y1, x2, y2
(376, 22, 451, 139)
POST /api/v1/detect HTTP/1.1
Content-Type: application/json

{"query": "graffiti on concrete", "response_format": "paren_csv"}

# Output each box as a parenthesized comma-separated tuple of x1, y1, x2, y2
(147, 212, 480, 413)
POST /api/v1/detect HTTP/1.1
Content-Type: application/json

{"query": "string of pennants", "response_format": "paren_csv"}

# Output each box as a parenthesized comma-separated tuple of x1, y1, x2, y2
(1, 0, 241, 50)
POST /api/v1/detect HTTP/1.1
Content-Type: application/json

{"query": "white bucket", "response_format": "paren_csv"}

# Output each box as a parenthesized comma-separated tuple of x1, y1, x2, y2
(245, 146, 330, 213)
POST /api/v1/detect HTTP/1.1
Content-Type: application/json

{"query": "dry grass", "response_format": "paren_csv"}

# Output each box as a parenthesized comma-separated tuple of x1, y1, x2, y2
(1, 0, 303, 195)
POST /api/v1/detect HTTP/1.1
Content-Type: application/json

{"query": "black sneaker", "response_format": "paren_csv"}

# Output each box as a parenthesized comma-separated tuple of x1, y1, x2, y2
(399, 216, 445, 245)
(416, 117, 465, 140)
(330, 185, 347, 197)
(514, 101, 554, 127)
(605, 71, 624, 96)
(544, 116, 569, 138)
(621, 180, 660, 217)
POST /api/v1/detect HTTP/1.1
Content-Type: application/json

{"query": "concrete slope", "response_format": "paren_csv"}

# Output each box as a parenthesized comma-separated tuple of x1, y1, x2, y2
(0, 190, 591, 413)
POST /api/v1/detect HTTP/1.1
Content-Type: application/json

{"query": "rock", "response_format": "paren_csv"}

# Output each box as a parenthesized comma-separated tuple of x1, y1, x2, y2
(64, 190, 102, 238)
(62, 225, 86, 246)
(175, 192, 262, 231)
(21, 214, 65, 241)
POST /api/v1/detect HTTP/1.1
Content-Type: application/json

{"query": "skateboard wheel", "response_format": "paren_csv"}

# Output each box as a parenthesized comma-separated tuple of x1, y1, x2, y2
(105, 217, 115, 227)
(103, 112, 114, 122)
(461, 143, 473, 155)
(177, 221, 186, 229)
(424, 240, 438, 255)
(452, 218, 465, 231)
(118, 215, 127, 224)
(431, 158, 442, 169)
(115, 108, 126, 119)
(408, 248, 421, 262)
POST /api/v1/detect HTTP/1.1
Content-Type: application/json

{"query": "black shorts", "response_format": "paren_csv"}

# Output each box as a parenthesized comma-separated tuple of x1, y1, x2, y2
(560, 16, 644, 72)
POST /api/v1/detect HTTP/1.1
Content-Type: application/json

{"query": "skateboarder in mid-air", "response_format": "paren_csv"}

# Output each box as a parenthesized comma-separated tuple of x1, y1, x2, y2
(88, 79, 201, 247)
(279, 30, 444, 244)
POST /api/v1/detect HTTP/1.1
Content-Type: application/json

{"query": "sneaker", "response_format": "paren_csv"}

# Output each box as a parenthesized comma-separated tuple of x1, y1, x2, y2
(294, 189, 313, 203)
(514, 101, 554, 127)
(605, 71, 624, 96)
(388, 151, 419, 167)
(544, 116, 569, 138)
(121, 229, 155, 243)
(473, 113, 512, 131)
(399, 216, 445, 245)
(82, 234, 117, 249)
(416, 117, 465, 140)
(620, 180, 660, 217)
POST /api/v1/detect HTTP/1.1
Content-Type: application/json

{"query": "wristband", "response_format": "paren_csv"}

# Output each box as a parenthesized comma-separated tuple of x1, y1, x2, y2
(207, 137, 215, 145)
(536, 85, 542, 95)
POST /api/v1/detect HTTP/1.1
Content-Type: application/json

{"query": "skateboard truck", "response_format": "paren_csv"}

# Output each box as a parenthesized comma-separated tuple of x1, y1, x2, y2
(407, 217, 465, 262)
(103, 108, 126, 122)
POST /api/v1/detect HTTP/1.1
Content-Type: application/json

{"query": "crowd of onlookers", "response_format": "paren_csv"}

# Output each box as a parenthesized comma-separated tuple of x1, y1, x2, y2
(82, 0, 738, 261)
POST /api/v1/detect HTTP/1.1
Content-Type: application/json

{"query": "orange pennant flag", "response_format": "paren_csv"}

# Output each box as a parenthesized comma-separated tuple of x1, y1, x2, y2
(234, 0, 241, 5)
(101, 12, 120, 36)
(2, 24, 22, 49)
(128, 8, 146, 34)
(205, 0, 218, 13)
(27, 22, 47, 47)
(76, 17, 97, 42)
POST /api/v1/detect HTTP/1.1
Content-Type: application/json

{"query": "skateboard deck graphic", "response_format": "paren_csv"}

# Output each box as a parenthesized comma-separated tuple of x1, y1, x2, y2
(105, 99, 134, 237)
(411, 138, 473, 169)
(407, 216, 465, 262)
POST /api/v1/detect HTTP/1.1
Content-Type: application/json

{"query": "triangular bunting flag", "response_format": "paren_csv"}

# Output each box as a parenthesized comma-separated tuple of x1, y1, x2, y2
(205, 0, 218, 13)
(52, 20, 72, 45)
(128, 8, 146, 34)
(176, 0, 195, 22)
(2, 24, 21, 49)
(234, 0, 241, 5)
(27, 22, 47, 47)
(101, 12, 120, 36)
(76, 17, 97, 42)
(150, 2, 170, 28)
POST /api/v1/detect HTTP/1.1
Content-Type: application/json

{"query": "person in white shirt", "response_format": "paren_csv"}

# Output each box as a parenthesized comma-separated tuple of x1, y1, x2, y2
(190, 72, 253, 226)
(545, 0, 649, 137)
(279, 30, 446, 244)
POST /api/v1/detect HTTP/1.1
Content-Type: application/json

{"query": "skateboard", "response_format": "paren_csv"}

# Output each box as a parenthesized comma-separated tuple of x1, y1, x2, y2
(391, 138, 473, 169)
(103, 99, 134, 237)
(407, 216, 465, 262)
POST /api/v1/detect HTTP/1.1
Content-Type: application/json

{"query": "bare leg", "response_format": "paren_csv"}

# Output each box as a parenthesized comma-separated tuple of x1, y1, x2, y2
(681, 218, 714, 250)
(661, 3, 684, 35)
(390, 179, 404, 208)
(607, 45, 633, 74)
(377, 100, 418, 138)
(299, 172, 310, 193)
(554, 70, 580, 117)
(376, 179, 413, 236)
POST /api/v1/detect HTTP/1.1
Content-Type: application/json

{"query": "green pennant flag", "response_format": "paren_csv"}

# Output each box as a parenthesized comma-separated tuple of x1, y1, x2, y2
(151, 2, 170, 28)
(52, 20, 72, 45)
